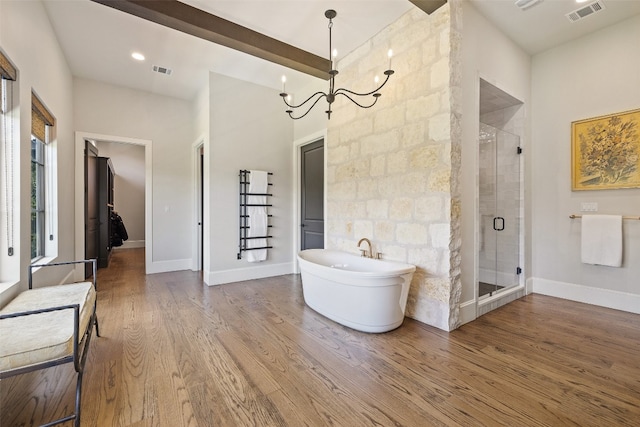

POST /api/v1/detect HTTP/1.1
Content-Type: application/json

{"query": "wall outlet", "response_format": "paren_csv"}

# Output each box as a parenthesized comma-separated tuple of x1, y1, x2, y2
(580, 202, 598, 212)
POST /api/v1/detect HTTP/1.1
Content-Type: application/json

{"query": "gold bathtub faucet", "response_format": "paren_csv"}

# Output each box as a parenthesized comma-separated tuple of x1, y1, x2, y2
(357, 238, 372, 258)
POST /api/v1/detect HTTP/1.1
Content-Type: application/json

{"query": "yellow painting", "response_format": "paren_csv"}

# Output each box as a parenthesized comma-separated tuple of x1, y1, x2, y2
(572, 108, 640, 190)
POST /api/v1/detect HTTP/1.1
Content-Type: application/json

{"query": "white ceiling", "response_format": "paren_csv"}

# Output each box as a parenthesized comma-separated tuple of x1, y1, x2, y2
(41, 0, 640, 101)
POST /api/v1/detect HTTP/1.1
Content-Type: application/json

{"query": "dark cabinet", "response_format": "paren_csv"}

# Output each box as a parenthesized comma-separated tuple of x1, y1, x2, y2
(97, 157, 114, 268)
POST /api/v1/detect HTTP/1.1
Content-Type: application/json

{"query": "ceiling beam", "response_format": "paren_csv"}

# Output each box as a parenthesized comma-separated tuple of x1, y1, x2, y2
(409, 0, 448, 15)
(90, 0, 331, 80)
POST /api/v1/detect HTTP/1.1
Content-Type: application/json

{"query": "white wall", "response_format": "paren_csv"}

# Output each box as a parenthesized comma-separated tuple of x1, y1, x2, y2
(459, 1, 531, 323)
(95, 140, 145, 247)
(206, 73, 295, 285)
(291, 78, 328, 141)
(74, 78, 195, 270)
(0, 0, 76, 303)
(192, 83, 210, 273)
(530, 15, 640, 312)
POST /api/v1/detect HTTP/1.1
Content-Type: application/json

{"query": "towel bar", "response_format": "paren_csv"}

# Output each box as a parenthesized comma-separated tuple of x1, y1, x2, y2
(570, 214, 640, 220)
(238, 170, 273, 259)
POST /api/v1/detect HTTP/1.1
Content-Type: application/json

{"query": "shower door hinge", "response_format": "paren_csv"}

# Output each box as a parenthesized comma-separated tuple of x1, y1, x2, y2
(517, 146, 523, 154)
(516, 267, 522, 275)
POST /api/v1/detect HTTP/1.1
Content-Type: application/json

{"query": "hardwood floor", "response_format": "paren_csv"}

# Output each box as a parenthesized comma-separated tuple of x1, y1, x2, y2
(2, 248, 639, 426)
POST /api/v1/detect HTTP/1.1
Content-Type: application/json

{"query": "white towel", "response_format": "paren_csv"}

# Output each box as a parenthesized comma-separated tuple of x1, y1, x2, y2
(247, 170, 268, 262)
(581, 215, 623, 267)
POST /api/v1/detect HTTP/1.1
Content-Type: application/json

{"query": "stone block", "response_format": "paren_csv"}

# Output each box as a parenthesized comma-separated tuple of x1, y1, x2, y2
(428, 113, 451, 142)
(396, 222, 428, 244)
(366, 199, 389, 219)
(375, 104, 406, 133)
(378, 172, 427, 197)
(401, 122, 427, 148)
(335, 158, 370, 181)
(387, 151, 408, 175)
(415, 196, 444, 221)
(354, 221, 373, 240)
(360, 130, 400, 155)
(409, 144, 441, 171)
(328, 145, 350, 165)
(427, 167, 451, 192)
(430, 57, 450, 90)
(406, 93, 441, 124)
(430, 223, 450, 248)
(408, 247, 441, 275)
(357, 179, 379, 200)
(389, 197, 413, 220)
(370, 155, 386, 177)
(374, 221, 395, 242)
(340, 117, 373, 143)
(329, 181, 357, 200)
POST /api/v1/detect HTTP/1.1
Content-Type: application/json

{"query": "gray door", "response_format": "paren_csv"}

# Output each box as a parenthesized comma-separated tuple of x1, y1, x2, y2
(84, 141, 99, 278)
(301, 139, 324, 250)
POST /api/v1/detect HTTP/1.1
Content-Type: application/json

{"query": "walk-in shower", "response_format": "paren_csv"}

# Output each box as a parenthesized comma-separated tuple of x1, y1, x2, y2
(478, 123, 521, 298)
(477, 79, 525, 315)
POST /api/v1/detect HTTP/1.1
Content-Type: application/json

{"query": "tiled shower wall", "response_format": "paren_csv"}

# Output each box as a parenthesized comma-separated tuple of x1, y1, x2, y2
(479, 105, 525, 288)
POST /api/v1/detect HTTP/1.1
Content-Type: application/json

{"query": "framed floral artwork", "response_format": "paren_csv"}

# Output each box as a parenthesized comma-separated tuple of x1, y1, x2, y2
(571, 108, 640, 190)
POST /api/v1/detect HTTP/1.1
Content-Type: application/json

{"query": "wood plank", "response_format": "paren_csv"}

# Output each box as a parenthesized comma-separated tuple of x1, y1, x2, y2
(89, 0, 331, 79)
(4, 248, 640, 426)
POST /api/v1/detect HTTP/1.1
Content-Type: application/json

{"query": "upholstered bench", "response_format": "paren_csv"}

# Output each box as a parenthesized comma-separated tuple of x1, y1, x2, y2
(0, 260, 99, 427)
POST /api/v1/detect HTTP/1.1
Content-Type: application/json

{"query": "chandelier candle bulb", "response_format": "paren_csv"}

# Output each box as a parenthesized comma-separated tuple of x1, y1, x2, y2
(281, 75, 286, 93)
(279, 9, 394, 120)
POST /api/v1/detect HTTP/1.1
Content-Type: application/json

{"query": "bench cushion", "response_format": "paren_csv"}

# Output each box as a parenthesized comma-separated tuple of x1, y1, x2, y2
(0, 282, 96, 372)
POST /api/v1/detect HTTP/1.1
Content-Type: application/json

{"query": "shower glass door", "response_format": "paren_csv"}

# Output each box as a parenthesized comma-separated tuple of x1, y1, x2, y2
(479, 123, 521, 298)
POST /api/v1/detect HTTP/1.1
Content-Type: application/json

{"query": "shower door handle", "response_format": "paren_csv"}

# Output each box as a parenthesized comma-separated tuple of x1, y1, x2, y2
(493, 217, 505, 231)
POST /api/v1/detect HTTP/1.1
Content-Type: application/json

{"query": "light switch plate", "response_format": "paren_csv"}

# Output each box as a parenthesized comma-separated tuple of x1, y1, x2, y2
(581, 202, 598, 212)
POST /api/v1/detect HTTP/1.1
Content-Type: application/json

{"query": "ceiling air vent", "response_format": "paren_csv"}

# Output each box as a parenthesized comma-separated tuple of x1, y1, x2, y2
(514, 0, 543, 11)
(566, 0, 606, 23)
(152, 65, 172, 76)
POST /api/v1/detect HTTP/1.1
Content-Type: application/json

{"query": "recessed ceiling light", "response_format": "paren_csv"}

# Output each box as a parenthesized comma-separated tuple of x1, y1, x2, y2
(131, 52, 145, 61)
(576, 0, 589, 3)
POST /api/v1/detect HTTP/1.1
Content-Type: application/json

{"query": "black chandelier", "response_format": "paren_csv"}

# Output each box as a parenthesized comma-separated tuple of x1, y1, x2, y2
(280, 9, 394, 120)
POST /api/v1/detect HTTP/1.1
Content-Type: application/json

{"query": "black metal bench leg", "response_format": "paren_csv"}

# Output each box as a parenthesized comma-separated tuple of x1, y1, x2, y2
(74, 369, 83, 427)
(94, 315, 101, 337)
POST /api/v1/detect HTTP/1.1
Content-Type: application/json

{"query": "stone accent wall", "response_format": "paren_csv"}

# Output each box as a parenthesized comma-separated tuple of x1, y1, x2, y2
(326, 4, 460, 331)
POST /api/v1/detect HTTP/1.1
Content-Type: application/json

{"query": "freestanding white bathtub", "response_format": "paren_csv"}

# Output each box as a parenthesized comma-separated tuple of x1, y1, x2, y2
(297, 249, 416, 333)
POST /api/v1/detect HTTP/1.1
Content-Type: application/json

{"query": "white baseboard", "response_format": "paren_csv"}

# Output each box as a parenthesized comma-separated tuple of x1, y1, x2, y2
(531, 277, 640, 315)
(114, 240, 145, 250)
(458, 299, 477, 326)
(206, 262, 294, 286)
(146, 258, 193, 274)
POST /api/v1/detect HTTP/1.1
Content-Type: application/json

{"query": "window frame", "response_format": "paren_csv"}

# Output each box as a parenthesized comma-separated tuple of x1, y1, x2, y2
(31, 136, 46, 261)
(30, 91, 56, 264)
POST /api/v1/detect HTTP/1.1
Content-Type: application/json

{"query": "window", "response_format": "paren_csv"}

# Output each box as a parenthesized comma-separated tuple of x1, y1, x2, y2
(1, 50, 17, 281)
(31, 137, 46, 259)
(31, 92, 55, 262)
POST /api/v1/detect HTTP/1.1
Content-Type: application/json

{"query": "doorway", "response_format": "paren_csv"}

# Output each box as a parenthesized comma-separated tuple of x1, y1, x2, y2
(300, 139, 324, 250)
(478, 123, 521, 297)
(74, 132, 152, 279)
(476, 79, 526, 316)
(84, 141, 98, 278)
